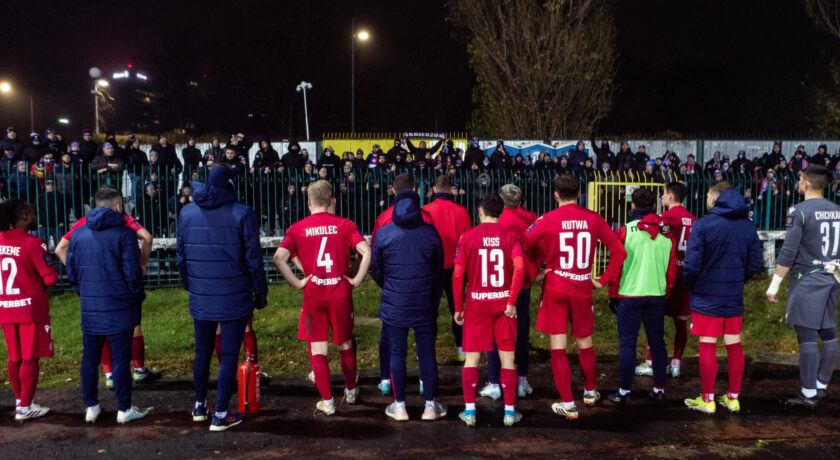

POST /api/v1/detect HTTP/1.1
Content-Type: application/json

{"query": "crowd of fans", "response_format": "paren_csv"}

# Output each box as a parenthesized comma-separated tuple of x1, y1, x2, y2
(0, 126, 836, 241)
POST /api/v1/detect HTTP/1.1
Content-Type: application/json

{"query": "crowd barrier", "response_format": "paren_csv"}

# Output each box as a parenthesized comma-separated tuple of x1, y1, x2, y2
(0, 164, 814, 289)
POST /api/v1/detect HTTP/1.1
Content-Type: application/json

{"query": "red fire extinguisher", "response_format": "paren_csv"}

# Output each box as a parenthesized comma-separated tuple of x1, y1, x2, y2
(238, 358, 260, 414)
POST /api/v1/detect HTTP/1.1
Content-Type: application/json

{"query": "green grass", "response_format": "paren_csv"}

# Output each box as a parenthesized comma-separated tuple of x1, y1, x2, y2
(0, 276, 794, 388)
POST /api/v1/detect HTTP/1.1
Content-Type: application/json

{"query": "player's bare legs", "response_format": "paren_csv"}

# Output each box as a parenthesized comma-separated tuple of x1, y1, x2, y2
(549, 333, 578, 419)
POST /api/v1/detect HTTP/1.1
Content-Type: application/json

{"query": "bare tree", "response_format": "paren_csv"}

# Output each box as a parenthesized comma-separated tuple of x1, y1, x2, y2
(804, 0, 840, 135)
(805, 0, 840, 39)
(448, 0, 618, 139)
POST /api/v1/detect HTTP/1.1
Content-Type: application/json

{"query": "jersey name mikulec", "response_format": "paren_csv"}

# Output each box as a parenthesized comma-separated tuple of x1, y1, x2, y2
(279, 212, 365, 301)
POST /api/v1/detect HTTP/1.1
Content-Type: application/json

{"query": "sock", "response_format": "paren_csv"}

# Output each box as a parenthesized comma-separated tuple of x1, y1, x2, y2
(395, 401, 406, 410)
(726, 342, 745, 397)
(799, 341, 819, 390)
(646, 344, 651, 362)
(652, 386, 664, 394)
(131, 336, 145, 370)
(465, 402, 476, 411)
(563, 401, 575, 409)
(550, 349, 574, 403)
(88, 403, 100, 411)
(487, 383, 500, 389)
(15, 399, 21, 407)
(457, 346, 463, 354)
(6, 360, 21, 400)
(817, 380, 828, 390)
(101, 339, 112, 374)
(462, 366, 479, 404)
(215, 410, 227, 419)
(578, 347, 597, 392)
(504, 404, 515, 413)
(728, 392, 739, 400)
(214, 333, 222, 364)
(698, 342, 718, 403)
(425, 399, 435, 408)
(339, 349, 357, 391)
(802, 387, 817, 398)
(310, 353, 333, 401)
(673, 318, 688, 360)
(818, 339, 839, 387)
(518, 376, 528, 386)
(381, 378, 390, 385)
(244, 330, 258, 363)
(18, 359, 39, 407)
(500, 368, 517, 407)
(619, 388, 630, 396)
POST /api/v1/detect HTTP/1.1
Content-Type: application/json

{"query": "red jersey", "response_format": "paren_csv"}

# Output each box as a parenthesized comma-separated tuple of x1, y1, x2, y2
(498, 207, 538, 288)
(63, 214, 143, 240)
(371, 205, 433, 244)
(279, 212, 365, 301)
(524, 203, 626, 297)
(0, 229, 59, 324)
(423, 196, 472, 268)
(454, 222, 524, 311)
(659, 206, 695, 275)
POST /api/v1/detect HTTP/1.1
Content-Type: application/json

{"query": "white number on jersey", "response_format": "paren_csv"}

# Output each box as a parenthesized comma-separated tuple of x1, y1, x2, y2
(0, 257, 19, 295)
(820, 221, 840, 257)
(678, 227, 688, 252)
(316, 236, 334, 273)
(478, 248, 505, 288)
(558, 232, 591, 270)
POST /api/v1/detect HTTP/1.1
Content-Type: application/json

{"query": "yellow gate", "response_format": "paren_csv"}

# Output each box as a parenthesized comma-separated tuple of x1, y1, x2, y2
(586, 177, 664, 278)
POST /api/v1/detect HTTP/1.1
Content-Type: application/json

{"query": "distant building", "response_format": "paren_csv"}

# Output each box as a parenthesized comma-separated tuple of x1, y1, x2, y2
(106, 68, 164, 133)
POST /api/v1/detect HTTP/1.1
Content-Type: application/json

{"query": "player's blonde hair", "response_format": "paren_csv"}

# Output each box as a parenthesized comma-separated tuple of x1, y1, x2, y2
(307, 180, 334, 207)
(499, 184, 522, 208)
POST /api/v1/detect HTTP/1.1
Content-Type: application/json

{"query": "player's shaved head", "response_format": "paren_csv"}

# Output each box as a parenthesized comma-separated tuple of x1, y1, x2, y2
(499, 184, 522, 208)
(802, 165, 830, 192)
(434, 174, 452, 191)
(393, 173, 415, 194)
(307, 180, 334, 207)
(94, 186, 124, 211)
(554, 174, 580, 201)
(478, 194, 504, 218)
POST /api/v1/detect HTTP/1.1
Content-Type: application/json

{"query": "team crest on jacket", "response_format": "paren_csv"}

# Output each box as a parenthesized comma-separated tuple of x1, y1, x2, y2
(660, 223, 672, 235)
(785, 215, 794, 228)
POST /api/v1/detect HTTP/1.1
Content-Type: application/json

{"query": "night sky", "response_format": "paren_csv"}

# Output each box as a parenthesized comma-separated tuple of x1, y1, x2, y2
(0, 0, 835, 139)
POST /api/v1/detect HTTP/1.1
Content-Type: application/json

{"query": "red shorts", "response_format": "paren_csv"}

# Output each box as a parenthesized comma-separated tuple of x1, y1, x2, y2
(462, 304, 516, 353)
(1, 321, 54, 361)
(665, 286, 691, 317)
(690, 312, 742, 337)
(536, 291, 594, 338)
(298, 297, 354, 345)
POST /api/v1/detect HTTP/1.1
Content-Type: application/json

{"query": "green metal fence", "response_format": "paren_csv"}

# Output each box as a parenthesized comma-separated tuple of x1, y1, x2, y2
(0, 163, 818, 289)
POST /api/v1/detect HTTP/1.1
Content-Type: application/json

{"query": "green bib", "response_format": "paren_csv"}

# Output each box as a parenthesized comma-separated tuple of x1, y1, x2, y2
(617, 219, 673, 297)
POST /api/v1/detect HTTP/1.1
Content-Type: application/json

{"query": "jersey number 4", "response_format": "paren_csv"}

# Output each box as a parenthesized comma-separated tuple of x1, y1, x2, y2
(478, 248, 504, 288)
(316, 237, 334, 274)
(0, 258, 19, 295)
(559, 232, 591, 270)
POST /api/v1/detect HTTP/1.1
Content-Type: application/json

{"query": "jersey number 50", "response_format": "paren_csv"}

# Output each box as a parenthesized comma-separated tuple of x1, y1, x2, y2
(559, 232, 591, 270)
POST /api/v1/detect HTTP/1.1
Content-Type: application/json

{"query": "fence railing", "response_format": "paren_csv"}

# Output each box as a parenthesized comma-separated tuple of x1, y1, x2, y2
(0, 163, 818, 289)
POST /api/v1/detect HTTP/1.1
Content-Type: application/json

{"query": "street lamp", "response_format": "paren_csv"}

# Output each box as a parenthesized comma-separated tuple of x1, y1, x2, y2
(90, 67, 110, 135)
(0, 81, 35, 133)
(296, 81, 313, 141)
(351, 19, 370, 134)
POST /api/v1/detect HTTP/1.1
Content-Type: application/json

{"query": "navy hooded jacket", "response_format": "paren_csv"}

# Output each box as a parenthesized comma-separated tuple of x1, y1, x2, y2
(683, 189, 762, 317)
(177, 167, 267, 322)
(66, 207, 145, 335)
(371, 190, 444, 328)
